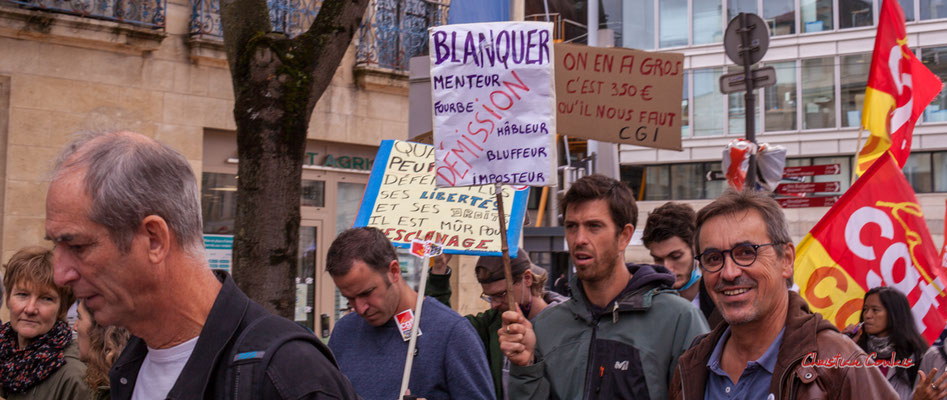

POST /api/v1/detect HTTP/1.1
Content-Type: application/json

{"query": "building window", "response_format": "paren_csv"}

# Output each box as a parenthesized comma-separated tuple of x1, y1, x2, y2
(801, 0, 833, 32)
(682, 71, 691, 137)
(934, 152, 947, 192)
(802, 57, 836, 130)
(660, 0, 688, 48)
(202, 173, 238, 235)
(670, 163, 704, 199)
(601, 0, 624, 45)
(301, 180, 326, 207)
(840, 0, 874, 29)
(904, 152, 933, 193)
(764, 0, 796, 35)
(921, 46, 947, 123)
(728, 67, 760, 136)
(645, 165, 670, 200)
(840, 53, 871, 127)
(900, 0, 916, 21)
(764, 61, 797, 132)
(693, 0, 722, 45)
(625, 0, 656, 49)
(625, 162, 724, 201)
(921, 0, 947, 20)
(693, 67, 724, 136)
(334, 182, 367, 321)
(727, 0, 757, 22)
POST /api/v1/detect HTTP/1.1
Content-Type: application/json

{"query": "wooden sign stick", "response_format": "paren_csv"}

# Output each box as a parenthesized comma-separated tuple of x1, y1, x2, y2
(494, 183, 516, 312)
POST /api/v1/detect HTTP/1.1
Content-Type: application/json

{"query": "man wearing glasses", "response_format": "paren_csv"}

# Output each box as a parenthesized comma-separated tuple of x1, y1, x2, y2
(669, 189, 897, 399)
(498, 174, 709, 399)
(426, 249, 567, 400)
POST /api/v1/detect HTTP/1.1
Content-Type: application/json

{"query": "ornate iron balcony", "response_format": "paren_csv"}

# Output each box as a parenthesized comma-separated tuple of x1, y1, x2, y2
(5, 0, 165, 29)
(190, 0, 322, 39)
(356, 0, 449, 71)
(188, 0, 447, 72)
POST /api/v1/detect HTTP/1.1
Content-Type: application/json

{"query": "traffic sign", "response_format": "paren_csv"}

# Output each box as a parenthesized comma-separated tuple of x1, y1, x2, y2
(775, 181, 841, 195)
(706, 170, 726, 181)
(777, 196, 839, 209)
(720, 66, 777, 94)
(782, 164, 841, 177)
(724, 13, 770, 66)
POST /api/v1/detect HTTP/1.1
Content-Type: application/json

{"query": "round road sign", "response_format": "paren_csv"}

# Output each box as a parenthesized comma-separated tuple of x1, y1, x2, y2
(724, 13, 770, 66)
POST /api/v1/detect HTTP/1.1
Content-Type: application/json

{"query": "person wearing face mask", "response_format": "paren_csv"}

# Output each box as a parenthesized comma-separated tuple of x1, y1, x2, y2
(642, 202, 722, 329)
(1, 246, 88, 400)
(427, 249, 568, 400)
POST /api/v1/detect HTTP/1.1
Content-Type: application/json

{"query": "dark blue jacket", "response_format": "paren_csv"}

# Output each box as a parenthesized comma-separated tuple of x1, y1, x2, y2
(109, 271, 357, 399)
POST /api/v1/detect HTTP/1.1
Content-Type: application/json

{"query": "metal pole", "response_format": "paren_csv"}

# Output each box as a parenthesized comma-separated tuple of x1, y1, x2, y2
(739, 13, 759, 190)
(588, 0, 598, 46)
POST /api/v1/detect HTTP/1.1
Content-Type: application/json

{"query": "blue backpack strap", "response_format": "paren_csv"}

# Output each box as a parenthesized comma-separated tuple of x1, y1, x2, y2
(228, 313, 336, 400)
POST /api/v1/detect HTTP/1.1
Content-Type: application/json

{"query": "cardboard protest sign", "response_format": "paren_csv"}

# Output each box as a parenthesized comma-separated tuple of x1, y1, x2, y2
(430, 22, 558, 187)
(353, 140, 529, 256)
(555, 43, 684, 150)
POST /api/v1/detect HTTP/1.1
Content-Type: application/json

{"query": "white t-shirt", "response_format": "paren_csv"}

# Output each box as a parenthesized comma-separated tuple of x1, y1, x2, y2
(130, 336, 199, 400)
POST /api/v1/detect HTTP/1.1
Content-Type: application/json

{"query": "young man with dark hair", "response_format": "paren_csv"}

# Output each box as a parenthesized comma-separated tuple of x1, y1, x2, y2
(498, 174, 708, 399)
(642, 202, 722, 328)
(669, 189, 897, 399)
(326, 227, 495, 400)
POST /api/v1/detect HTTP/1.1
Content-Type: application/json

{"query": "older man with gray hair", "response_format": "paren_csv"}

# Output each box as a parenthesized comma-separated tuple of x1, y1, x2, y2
(46, 131, 356, 400)
(669, 189, 896, 400)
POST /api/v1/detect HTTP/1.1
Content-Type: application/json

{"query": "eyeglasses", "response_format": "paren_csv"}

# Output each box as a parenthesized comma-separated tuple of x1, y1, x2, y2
(480, 291, 507, 304)
(695, 243, 781, 272)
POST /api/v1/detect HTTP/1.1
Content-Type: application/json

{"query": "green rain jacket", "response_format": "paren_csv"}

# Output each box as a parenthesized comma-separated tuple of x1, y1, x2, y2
(508, 263, 709, 400)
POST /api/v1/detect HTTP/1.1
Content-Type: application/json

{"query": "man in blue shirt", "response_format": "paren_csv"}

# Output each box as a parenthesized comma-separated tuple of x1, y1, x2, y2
(669, 189, 897, 400)
(326, 227, 495, 400)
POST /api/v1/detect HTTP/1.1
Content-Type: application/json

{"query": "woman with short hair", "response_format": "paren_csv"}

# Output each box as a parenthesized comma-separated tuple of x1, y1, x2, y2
(0, 246, 89, 399)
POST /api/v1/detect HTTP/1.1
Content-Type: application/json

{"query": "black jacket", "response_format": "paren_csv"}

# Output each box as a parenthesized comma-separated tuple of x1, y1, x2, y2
(109, 270, 357, 399)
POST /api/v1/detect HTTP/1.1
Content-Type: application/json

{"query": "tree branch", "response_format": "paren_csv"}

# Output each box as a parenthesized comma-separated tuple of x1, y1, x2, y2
(220, 0, 273, 73)
(293, 0, 370, 110)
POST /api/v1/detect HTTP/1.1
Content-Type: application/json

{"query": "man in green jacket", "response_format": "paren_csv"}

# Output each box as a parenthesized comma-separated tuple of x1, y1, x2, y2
(499, 174, 709, 399)
(427, 249, 566, 400)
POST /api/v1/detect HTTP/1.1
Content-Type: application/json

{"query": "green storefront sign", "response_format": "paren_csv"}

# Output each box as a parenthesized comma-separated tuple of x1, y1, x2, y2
(305, 152, 374, 171)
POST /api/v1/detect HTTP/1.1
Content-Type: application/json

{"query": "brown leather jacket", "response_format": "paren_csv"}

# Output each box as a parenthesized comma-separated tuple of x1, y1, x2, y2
(670, 291, 899, 400)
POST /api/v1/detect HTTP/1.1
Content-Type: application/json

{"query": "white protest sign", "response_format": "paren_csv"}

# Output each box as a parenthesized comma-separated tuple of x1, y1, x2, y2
(353, 140, 529, 256)
(430, 22, 558, 187)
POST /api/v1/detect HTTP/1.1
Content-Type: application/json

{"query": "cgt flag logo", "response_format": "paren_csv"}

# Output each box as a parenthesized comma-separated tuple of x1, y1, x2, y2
(855, 0, 944, 176)
(796, 152, 947, 343)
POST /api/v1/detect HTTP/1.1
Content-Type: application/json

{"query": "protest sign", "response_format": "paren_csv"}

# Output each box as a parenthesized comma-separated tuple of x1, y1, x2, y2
(353, 140, 529, 256)
(555, 43, 684, 150)
(429, 22, 558, 187)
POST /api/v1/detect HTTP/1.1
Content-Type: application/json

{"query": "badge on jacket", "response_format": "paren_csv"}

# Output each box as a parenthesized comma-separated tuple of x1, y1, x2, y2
(395, 309, 422, 341)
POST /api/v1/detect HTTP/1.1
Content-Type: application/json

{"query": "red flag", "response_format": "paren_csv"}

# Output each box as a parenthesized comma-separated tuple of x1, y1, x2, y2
(941, 199, 947, 269)
(796, 152, 947, 343)
(855, 0, 944, 175)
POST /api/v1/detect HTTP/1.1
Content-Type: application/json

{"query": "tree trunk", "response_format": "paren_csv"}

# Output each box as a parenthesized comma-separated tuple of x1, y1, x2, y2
(221, 0, 369, 318)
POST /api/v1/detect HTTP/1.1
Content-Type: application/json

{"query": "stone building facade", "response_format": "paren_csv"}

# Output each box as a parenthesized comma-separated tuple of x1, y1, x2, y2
(0, 0, 490, 329)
